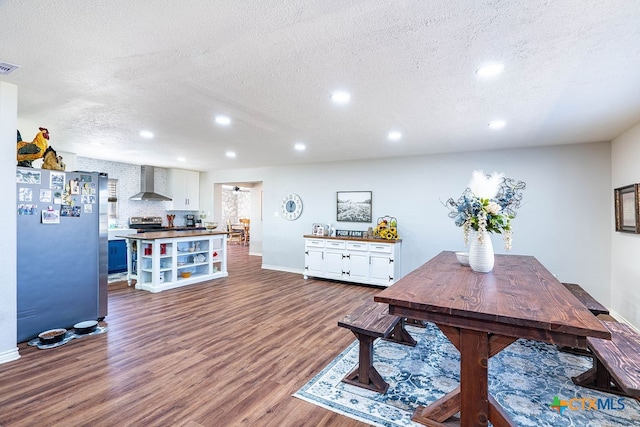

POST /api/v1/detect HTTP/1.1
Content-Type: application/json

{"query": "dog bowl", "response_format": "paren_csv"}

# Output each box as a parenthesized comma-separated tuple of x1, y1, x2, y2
(38, 328, 67, 344)
(74, 320, 98, 335)
(455, 252, 470, 266)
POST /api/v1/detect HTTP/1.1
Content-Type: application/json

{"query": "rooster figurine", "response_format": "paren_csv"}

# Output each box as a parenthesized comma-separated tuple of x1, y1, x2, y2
(17, 127, 49, 167)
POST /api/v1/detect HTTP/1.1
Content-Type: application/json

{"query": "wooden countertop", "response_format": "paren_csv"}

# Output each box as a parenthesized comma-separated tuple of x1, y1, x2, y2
(303, 234, 402, 244)
(117, 230, 228, 240)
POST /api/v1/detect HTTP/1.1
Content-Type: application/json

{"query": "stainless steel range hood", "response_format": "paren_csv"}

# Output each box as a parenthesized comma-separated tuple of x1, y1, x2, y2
(129, 165, 172, 201)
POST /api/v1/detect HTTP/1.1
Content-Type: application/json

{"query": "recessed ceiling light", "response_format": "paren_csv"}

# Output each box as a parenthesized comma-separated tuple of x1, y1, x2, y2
(177, 157, 186, 162)
(139, 130, 154, 139)
(294, 142, 306, 151)
(488, 120, 506, 129)
(215, 115, 231, 126)
(330, 91, 351, 104)
(388, 131, 402, 141)
(476, 63, 504, 77)
(226, 151, 236, 158)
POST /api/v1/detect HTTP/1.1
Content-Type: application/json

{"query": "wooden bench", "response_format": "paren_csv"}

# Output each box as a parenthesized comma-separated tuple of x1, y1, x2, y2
(559, 283, 610, 356)
(572, 320, 640, 400)
(338, 301, 416, 393)
(562, 282, 609, 316)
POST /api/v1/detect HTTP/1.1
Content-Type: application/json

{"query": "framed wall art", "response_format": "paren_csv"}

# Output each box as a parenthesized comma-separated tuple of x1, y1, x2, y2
(337, 191, 372, 223)
(614, 184, 640, 233)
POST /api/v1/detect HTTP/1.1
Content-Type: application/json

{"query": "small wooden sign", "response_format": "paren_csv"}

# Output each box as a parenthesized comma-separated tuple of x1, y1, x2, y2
(336, 229, 365, 238)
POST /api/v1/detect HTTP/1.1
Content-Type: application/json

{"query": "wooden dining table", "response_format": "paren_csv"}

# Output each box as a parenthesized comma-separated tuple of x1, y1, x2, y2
(374, 251, 611, 427)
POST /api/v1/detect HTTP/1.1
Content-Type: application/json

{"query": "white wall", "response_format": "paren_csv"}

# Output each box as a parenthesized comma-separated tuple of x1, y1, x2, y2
(611, 122, 640, 328)
(0, 82, 19, 363)
(249, 182, 263, 255)
(202, 142, 613, 307)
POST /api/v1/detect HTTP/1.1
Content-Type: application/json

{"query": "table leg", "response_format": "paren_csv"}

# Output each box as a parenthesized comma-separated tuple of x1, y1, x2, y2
(411, 327, 516, 427)
(460, 329, 489, 426)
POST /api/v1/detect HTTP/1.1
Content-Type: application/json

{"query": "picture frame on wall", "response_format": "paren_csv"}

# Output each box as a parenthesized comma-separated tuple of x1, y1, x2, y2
(614, 184, 640, 233)
(336, 191, 372, 223)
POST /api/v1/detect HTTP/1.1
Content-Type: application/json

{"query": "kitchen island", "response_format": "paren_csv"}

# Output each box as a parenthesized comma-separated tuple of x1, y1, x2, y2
(117, 230, 228, 293)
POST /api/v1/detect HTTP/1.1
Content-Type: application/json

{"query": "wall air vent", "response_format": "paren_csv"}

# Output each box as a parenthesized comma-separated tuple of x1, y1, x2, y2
(0, 61, 20, 75)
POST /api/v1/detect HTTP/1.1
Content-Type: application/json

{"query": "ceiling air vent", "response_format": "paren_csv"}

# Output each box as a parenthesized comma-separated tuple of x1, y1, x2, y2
(0, 61, 20, 75)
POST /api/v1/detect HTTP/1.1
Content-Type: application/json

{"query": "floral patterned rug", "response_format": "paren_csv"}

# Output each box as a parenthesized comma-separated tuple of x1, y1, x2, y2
(294, 323, 640, 426)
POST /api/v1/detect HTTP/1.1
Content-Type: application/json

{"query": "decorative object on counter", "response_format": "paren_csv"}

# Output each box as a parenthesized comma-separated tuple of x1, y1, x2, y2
(17, 127, 48, 167)
(614, 184, 640, 233)
(468, 230, 494, 272)
(41, 146, 66, 171)
(204, 221, 218, 230)
(312, 223, 323, 235)
(166, 214, 175, 228)
(445, 170, 526, 273)
(335, 229, 366, 238)
(455, 251, 470, 266)
(373, 215, 398, 240)
(337, 191, 372, 223)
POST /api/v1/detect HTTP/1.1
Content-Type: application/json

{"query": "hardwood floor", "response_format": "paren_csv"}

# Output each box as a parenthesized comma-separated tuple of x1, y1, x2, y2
(0, 245, 380, 426)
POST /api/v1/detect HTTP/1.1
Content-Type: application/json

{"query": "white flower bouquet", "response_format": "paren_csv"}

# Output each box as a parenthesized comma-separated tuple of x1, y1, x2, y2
(445, 170, 526, 250)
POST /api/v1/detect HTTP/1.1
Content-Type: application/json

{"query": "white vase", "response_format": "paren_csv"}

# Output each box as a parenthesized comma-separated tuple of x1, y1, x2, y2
(469, 230, 494, 273)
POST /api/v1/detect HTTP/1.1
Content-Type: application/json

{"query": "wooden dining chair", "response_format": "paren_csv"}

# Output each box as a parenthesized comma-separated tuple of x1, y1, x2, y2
(227, 219, 242, 245)
(239, 218, 250, 246)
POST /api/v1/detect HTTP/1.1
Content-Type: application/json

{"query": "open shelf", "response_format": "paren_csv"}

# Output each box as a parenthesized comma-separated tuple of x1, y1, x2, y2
(127, 233, 229, 293)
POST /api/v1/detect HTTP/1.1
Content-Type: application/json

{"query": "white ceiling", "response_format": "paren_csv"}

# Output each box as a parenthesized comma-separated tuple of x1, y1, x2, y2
(2, 1, 640, 171)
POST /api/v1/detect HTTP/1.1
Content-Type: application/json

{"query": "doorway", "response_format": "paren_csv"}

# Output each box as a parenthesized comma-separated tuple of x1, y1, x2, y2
(213, 181, 263, 257)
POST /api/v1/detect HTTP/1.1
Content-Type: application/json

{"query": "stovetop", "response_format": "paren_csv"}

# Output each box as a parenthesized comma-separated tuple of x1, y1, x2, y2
(129, 216, 163, 226)
(129, 216, 204, 232)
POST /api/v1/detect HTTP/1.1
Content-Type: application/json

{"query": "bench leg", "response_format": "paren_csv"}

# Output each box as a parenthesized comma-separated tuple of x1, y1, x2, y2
(385, 320, 417, 347)
(572, 357, 627, 397)
(342, 332, 389, 393)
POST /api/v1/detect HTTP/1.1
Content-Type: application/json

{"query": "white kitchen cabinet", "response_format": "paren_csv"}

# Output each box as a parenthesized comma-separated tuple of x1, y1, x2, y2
(303, 235, 402, 287)
(165, 168, 199, 211)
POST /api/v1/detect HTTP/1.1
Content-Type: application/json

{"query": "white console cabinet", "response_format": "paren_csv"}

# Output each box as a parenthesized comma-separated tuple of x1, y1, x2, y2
(303, 235, 402, 287)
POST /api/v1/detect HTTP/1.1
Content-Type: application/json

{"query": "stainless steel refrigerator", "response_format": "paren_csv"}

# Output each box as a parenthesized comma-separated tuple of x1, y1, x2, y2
(16, 167, 108, 342)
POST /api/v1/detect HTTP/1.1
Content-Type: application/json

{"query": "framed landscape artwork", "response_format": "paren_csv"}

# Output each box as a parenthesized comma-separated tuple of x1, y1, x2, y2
(337, 191, 372, 223)
(614, 184, 640, 233)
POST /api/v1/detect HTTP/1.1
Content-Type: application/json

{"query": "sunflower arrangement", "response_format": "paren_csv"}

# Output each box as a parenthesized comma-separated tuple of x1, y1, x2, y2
(444, 170, 526, 250)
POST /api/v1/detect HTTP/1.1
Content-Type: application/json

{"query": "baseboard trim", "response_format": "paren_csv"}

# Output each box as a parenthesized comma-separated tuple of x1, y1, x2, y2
(261, 264, 304, 275)
(0, 347, 20, 365)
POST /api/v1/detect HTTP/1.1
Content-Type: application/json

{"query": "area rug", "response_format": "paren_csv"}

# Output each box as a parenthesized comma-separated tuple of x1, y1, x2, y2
(294, 323, 640, 426)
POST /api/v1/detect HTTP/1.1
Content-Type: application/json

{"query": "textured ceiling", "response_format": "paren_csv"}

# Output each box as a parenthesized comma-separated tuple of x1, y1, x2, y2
(2, 0, 640, 171)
